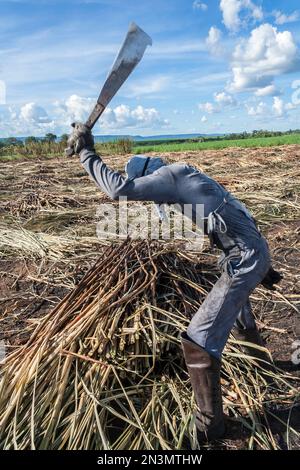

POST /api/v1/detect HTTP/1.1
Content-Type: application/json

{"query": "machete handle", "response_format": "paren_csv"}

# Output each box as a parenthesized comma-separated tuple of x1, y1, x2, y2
(85, 102, 105, 130)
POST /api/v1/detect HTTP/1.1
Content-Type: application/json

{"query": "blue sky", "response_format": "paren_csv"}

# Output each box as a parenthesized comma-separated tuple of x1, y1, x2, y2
(1, 0, 300, 136)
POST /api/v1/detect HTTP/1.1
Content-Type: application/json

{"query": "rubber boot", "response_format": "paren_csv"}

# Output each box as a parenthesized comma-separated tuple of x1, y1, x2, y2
(181, 333, 225, 442)
(232, 326, 274, 370)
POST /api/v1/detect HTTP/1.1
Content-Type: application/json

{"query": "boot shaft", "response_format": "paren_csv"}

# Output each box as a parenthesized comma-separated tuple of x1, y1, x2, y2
(181, 333, 225, 440)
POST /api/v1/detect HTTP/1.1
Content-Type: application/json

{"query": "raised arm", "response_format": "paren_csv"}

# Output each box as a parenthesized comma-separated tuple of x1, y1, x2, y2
(66, 122, 179, 203)
(80, 149, 176, 203)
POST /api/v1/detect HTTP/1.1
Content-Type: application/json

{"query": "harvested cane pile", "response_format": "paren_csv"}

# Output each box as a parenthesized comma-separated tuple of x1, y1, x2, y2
(0, 241, 202, 449)
(0, 241, 299, 450)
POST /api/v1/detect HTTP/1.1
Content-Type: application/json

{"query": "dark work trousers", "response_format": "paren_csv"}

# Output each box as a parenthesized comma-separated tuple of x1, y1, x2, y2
(186, 236, 271, 359)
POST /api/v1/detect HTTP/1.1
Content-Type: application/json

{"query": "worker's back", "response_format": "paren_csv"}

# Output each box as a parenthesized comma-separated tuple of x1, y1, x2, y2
(149, 163, 262, 251)
(80, 150, 262, 251)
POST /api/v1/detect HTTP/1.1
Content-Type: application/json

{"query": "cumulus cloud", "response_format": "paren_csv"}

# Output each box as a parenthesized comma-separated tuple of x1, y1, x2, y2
(54, 94, 94, 124)
(220, 0, 263, 32)
(246, 96, 296, 119)
(0, 96, 169, 137)
(285, 102, 297, 111)
(228, 23, 300, 93)
(201, 115, 207, 122)
(199, 91, 236, 115)
(254, 85, 278, 97)
(206, 26, 223, 55)
(193, 1, 208, 11)
(20, 103, 50, 123)
(53, 96, 169, 131)
(100, 104, 169, 130)
(247, 101, 268, 116)
(273, 10, 300, 25)
(198, 102, 220, 114)
(214, 91, 236, 106)
(0, 103, 55, 137)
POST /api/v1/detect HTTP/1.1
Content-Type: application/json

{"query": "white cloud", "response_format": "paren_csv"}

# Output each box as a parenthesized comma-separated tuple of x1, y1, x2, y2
(0, 97, 169, 136)
(285, 102, 297, 111)
(0, 104, 56, 137)
(20, 102, 50, 123)
(125, 76, 169, 98)
(272, 96, 284, 117)
(214, 91, 236, 106)
(247, 101, 268, 116)
(199, 91, 236, 115)
(273, 10, 300, 25)
(53, 94, 94, 124)
(220, 0, 263, 32)
(246, 97, 295, 119)
(198, 102, 220, 114)
(201, 115, 207, 122)
(254, 85, 278, 96)
(100, 104, 169, 130)
(206, 26, 223, 55)
(229, 23, 300, 93)
(193, 1, 208, 11)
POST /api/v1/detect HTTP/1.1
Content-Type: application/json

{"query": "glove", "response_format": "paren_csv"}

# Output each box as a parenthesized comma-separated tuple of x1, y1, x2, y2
(261, 266, 283, 291)
(65, 122, 95, 157)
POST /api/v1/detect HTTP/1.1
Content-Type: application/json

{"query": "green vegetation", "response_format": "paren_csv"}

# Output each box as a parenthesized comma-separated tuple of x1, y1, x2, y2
(95, 138, 133, 155)
(0, 140, 66, 161)
(1, 129, 300, 160)
(0, 137, 134, 160)
(133, 132, 300, 154)
(44, 133, 57, 143)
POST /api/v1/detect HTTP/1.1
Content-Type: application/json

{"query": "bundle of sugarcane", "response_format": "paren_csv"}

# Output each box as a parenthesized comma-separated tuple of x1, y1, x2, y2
(0, 240, 298, 450)
(0, 240, 212, 449)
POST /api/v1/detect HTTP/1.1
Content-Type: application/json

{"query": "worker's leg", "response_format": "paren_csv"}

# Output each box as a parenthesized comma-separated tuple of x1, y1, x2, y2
(186, 242, 270, 359)
(232, 300, 273, 366)
(181, 332, 225, 441)
(182, 239, 270, 441)
(235, 300, 256, 330)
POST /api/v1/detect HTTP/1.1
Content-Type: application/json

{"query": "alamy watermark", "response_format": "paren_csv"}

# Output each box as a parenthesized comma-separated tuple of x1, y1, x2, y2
(96, 197, 205, 250)
(0, 80, 6, 105)
(291, 80, 300, 106)
(0, 340, 6, 365)
(291, 340, 300, 365)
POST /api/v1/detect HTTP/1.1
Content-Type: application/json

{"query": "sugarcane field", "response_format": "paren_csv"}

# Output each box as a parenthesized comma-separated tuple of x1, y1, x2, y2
(0, 145, 299, 451)
(1, 0, 300, 463)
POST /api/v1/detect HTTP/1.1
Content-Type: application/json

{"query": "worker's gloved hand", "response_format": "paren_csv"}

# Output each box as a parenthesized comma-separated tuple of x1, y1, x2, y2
(261, 266, 283, 290)
(65, 122, 95, 157)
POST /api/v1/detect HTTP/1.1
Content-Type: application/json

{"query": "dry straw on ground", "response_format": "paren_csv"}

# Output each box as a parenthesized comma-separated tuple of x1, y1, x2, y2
(0, 146, 299, 449)
(0, 240, 299, 450)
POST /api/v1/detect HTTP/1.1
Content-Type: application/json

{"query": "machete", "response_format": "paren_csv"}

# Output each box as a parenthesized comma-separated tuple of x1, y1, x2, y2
(66, 22, 152, 155)
(86, 22, 152, 129)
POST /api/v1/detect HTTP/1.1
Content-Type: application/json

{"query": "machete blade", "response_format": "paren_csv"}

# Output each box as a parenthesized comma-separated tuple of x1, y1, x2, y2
(85, 22, 152, 129)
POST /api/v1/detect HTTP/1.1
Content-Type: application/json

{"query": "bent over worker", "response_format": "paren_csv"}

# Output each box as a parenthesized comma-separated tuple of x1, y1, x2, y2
(67, 123, 282, 442)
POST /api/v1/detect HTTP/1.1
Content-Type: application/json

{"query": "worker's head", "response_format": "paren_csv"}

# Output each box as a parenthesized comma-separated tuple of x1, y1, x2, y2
(125, 155, 166, 180)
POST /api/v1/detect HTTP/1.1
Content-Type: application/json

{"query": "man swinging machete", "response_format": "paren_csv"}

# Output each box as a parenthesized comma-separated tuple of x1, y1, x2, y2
(66, 22, 283, 442)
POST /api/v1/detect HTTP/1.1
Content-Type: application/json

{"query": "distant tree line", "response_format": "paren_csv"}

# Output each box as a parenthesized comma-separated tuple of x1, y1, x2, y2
(0, 132, 133, 158)
(210, 129, 300, 141)
(134, 129, 300, 147)
(0, 134, 69, 158)
(1, 129, 300, 158)
(0, 133, 69, 149)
